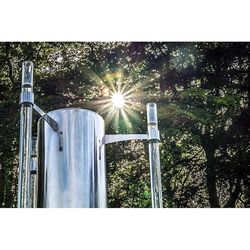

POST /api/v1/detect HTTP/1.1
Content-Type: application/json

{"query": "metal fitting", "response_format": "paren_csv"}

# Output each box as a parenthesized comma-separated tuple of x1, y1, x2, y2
(19, 92, 34, 105)
(148, 126, 160, 141)
(147, 103, 158, 125)
(147, 103, 160, 141)
(22, 61, 33, 88)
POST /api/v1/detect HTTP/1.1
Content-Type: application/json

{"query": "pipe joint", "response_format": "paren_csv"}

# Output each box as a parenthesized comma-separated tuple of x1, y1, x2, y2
(148, 126, 160, 141)
(19, 92, 34, 105)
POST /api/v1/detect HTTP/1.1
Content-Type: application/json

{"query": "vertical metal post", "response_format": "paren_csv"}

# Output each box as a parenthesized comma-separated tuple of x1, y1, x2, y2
(147, 103, 163, 208)
(18, 61, 34, 208)
(30, 136, 38, 208)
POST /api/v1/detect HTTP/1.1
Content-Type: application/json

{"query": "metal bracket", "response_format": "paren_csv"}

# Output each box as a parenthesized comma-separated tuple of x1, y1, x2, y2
(19, 92, 34, 105)
(103, 134, 148, 145)
(147, 127, 160, 141)
(33, 104, 63, 151)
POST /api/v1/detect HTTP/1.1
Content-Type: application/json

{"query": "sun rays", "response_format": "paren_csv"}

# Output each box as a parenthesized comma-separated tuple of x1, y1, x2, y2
(84, 69, 143, 132)
(112, 92, 125, 108)
(81, 65, 160, 133)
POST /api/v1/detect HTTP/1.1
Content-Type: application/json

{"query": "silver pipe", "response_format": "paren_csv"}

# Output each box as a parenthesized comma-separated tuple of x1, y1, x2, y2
(17, 61, 34, 208)
(30, 136, 38, 208)
(147, 103, 163, 208)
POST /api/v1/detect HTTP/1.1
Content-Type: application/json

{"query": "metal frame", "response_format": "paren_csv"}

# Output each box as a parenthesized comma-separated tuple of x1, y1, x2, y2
(102, 104, 163, 208)
(18, 61, 163, 208)
(18, 61, 34, 208)
(18, 62, 62, 208)
(103, 134, 147, 144)
(146, 103, 163, 208)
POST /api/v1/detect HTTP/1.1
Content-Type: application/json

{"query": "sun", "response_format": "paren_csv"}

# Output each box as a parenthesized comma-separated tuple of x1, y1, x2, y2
(112, 92, 125, 108)
(85, 69, 145, 131)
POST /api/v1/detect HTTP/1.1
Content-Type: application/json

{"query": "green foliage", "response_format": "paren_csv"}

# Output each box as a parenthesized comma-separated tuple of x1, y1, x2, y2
(0, 42, 249, 207)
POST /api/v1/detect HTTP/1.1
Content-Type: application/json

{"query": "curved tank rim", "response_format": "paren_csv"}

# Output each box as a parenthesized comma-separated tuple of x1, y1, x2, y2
(44, 108, 104, 121)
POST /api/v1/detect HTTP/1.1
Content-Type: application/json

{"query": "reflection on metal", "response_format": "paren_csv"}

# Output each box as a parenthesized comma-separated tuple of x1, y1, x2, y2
(30, 137, 38, 208)
(30, 137, 37, 174)
(19, 92, 34, 105)
(18, 61, 34, 208)
(147, 103, 163, 208)
(37, 109, 106, 208)
(22, 61, 33, 88)
(103, 134, 147, 145)
(17, 61, 163, 208)
(33, 104, 63, 151)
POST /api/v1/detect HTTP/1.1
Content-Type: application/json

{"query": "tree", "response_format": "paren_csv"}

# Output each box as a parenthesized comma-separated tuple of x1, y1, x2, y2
(0, 42, 249, 207)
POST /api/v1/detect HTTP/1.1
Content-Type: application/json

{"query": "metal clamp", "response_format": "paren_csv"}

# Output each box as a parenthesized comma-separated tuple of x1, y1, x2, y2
(19, 92, 34, 105)
(147, 127, 160, 141)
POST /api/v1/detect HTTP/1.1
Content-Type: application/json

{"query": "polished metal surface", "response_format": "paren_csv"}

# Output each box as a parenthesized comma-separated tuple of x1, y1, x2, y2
(30, 137, 38, 208)
(148, 142, 163, 208)
(34, 104, 60, 132)
(22, 61, 33, 88)
(18, 61, 163, 209)
(19, 92, 34, 105)
(147, 103, 160, 141)
(104, 134, 147, 145)
(33, 104, 62, 150)
(37, 108, 106, 208)
(18, 105, 33, 207)
(147, 103, 163, 208)
(18, 61, 34, 208)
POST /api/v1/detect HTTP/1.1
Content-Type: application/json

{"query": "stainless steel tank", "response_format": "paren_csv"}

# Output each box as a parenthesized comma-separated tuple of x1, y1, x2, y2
(37, 108, 106, 208)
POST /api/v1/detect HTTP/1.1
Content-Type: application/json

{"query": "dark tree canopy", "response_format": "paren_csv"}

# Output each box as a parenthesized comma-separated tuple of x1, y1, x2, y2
(0, 42, 249, 207)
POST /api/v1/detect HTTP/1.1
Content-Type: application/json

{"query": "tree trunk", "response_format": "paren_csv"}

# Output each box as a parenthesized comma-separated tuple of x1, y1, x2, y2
(0, 168, 5, 207)
(224, 179, 241, 208)
(201, 135, 220, 208)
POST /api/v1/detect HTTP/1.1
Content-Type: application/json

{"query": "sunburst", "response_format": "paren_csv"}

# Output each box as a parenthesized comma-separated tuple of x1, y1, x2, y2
(84, 69, 147, 132)
(112, 92, 125, 108)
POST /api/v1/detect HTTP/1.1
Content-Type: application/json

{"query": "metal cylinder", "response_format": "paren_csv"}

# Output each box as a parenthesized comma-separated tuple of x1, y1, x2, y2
(148, 142, 163, 208)
(147, 103, 163, 208)
(22, 61, 33, 88)
(37, 108, 106, 208)
(30, 137, 38, 207)
(18, 61, 34, 208)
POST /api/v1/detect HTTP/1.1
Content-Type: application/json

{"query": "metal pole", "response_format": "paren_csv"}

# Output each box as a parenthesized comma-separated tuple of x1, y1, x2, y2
(17, 61, 34, 208)
(30, 136, 38, 208)
(147, 103, 163, 208)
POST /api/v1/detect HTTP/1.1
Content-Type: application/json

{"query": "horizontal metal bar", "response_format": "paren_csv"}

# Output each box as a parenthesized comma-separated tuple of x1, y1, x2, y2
(103, 134, 147, 145)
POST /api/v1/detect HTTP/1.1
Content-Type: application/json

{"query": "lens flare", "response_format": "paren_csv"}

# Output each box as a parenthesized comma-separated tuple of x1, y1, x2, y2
(112, 92, 125, 108)
(84, 69, 147, 132)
